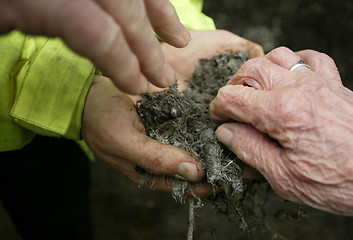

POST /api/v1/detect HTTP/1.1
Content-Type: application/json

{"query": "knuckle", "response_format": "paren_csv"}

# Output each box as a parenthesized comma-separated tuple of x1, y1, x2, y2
(217, 86, 249, 116)
(96, 24, 124, 57)
(146, 0, 177, 20)
(267, 46, 294, 61)
(241, 56, 266, 71)
(216, 86, 233, 106)
(270, 92, 294, 119)
(76, 17, 125, 62)
(267, 92, 297, 126)
(124, 68, 141, 83)
(130, 0, 147, 23)
(141, 48, 163, 73)
(244, 57, 260, 66)
(211, 87, 236, 117)
(160, 1, 178, 21)
(117, 68, 143, 92)
(142, 155, 164, 175)
(272, 46, 292, 55)
(251, 43, 265, 56)
(317, 52, 336, 66)
(267, 89, 314, 132)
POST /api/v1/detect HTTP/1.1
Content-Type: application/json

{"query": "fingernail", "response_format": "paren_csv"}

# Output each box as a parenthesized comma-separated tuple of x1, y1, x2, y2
(182, 28, 191, 44)
(216, 125, 235, 146)
(209, 100, 223, 123)
(209, 101, 217, 118)
(176, 162, 198, 182)
(164, 62, 176, 86)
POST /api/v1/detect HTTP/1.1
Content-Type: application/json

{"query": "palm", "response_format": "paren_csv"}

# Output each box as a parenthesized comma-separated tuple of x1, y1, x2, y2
(160, 30, 264, 91)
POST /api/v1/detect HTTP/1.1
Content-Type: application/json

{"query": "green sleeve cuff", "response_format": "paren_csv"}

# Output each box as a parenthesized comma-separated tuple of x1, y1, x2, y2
(10, 36, 95, 140)
(170, 0, 216, 30)
(0, 31, 36, 151)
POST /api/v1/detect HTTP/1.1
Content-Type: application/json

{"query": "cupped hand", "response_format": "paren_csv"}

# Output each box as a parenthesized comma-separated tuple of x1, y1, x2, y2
(157, 30, 264, 91)
(146, 29, 263, 181)
(1, 0, 190, 94)
(82, 75, 212, 196)
(210, 47, 353, 215)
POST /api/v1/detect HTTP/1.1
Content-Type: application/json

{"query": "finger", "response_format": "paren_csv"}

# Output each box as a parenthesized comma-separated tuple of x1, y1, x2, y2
(210, 84, 278, 133)
(248, 43, 265, 58)
(101, 113, 205, 182)
(8, 0, 151, 94)
(215, 122, 283, 184)
(144, 0, 191, 47)
(227, 56, 289, 90)
(103, 157, 213, 197)
(96, 0, 175, 89)
(132, 136, 205, 182)
(296, 50, 342, 84)
(110, 114, 205, 182)
(266, 46, 313, 73)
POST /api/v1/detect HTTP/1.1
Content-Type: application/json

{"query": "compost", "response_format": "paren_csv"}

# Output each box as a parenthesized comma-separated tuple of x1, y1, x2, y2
(136, 52, 305, 238)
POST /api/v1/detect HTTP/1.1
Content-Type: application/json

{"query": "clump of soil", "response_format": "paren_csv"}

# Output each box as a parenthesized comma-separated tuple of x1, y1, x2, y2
(136, 52, 247, 200)
(135, 52, 305, 237)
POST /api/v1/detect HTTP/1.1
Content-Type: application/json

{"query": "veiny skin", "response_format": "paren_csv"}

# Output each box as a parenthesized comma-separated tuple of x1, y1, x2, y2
(210, 46, 353, 215)
(0, 0, 190, 94)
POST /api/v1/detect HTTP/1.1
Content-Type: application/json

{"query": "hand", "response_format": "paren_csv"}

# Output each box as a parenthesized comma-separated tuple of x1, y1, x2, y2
(82, 75, 211, 196)
(139, 29, 264, 180)
(0, 0, 190, 94)
(158, 30, 264, 91)
(210, 47, 353, 215)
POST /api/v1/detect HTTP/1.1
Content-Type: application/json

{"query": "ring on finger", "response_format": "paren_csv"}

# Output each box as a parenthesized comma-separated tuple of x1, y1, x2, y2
(289, 60, 311, 72)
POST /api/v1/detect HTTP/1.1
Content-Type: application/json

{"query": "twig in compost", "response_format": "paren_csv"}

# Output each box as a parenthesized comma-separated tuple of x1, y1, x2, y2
(187, 198, 195, 240)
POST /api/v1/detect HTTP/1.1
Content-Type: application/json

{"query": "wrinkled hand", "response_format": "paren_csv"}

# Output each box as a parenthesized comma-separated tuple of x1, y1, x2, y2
(0, 0, 189, 94)
(210, 47, 353, 215)
(82, 75, 211, 196)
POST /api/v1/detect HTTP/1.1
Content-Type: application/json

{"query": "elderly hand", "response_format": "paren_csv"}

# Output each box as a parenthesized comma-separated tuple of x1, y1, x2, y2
(82, 75, 212, 196)
(0, 0, 189, 94)
(210, 47, 353, 215)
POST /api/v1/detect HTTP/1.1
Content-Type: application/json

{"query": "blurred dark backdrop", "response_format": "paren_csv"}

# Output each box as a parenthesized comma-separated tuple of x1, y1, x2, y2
(203, 0, 353, 89)
(1, 1, 353, 239)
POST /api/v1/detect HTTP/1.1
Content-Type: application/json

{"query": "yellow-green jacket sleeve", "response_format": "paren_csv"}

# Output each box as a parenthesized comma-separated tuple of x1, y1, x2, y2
(0, 31, 95, 151)
(170, 0, 216, 30)
(0, 0, 213, 152)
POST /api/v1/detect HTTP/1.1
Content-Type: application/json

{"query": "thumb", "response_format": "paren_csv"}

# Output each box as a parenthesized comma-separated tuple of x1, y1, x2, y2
(127, 134, 205, 182)
(210, 84, 276, 134)
(215, 122, 283, 180)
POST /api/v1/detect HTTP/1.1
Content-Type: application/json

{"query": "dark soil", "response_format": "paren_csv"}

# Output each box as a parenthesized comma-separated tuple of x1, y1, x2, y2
(136, 52, 247, 201)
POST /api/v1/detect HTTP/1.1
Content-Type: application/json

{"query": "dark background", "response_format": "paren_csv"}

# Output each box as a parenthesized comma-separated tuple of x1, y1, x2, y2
(1, 0, 353, 239)
(203, 0, 353, 89)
